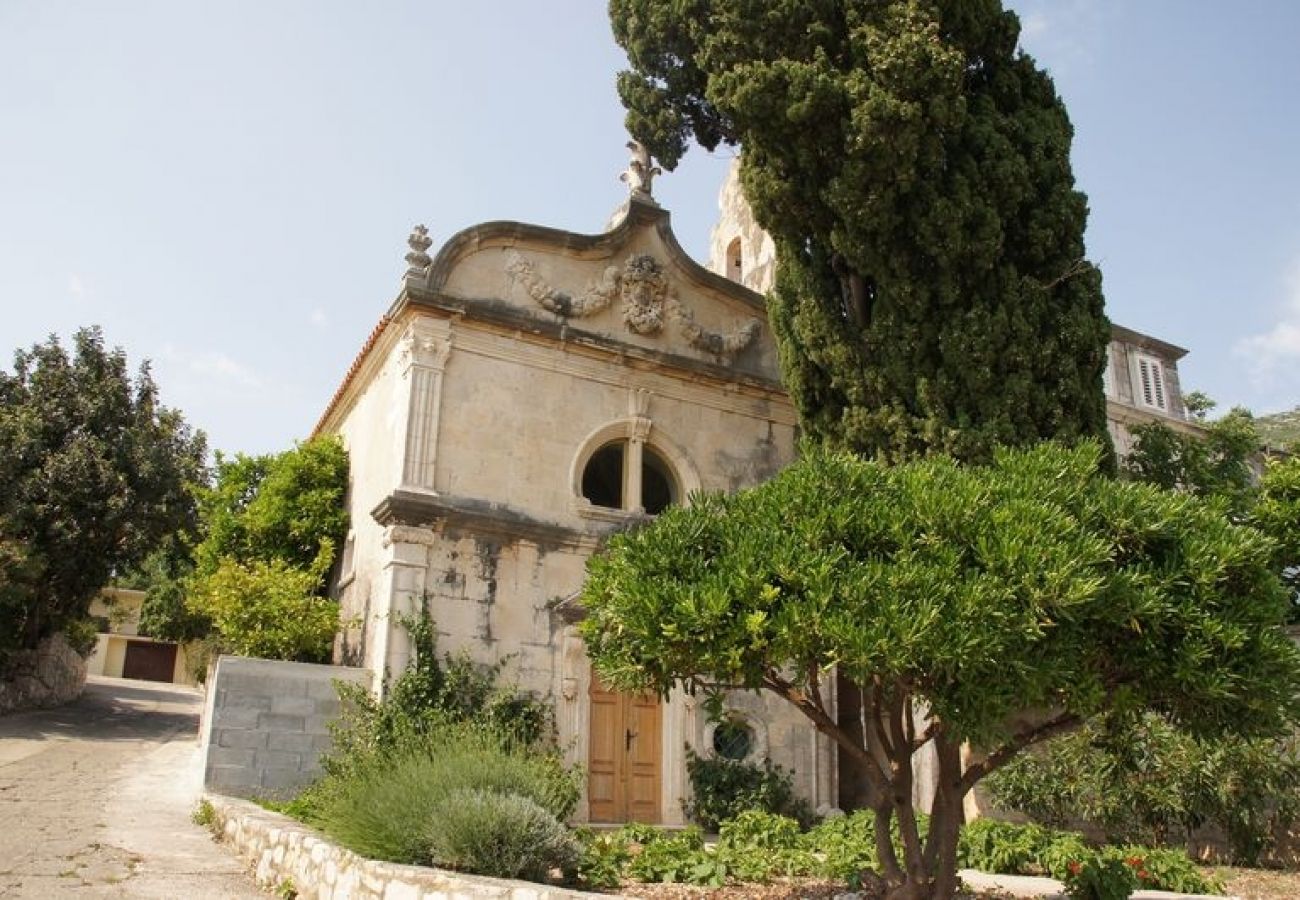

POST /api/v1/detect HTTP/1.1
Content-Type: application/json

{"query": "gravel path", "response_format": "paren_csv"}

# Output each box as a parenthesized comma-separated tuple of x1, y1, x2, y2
(0, 675, 262, 898)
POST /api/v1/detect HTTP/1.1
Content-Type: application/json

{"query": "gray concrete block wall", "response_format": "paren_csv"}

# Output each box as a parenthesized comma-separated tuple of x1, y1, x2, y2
(201, 655, 371, 799)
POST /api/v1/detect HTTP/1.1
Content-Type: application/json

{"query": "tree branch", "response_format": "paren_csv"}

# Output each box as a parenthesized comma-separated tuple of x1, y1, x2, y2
(958, 712, 1082, 792)
(764, 670, 890, 795)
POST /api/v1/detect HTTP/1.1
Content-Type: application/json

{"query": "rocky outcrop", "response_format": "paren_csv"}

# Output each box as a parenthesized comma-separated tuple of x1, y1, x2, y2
(0, 633, 87, 715)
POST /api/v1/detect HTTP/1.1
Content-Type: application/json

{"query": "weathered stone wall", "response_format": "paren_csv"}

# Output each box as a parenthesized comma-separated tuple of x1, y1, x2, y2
(206, 793, 607, 900)
(0, 632, 86, 715)
(200, 656, 371, 799)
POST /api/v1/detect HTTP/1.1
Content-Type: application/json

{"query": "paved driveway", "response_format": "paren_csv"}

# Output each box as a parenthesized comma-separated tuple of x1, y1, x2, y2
(0, 675, 262, 898)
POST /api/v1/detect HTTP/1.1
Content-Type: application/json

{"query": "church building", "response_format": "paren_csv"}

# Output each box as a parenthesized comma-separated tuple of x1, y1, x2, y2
(313, 149, 835, 825)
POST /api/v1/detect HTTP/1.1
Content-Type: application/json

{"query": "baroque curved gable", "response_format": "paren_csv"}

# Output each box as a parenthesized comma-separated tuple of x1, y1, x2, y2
(396, 197, 782, 382)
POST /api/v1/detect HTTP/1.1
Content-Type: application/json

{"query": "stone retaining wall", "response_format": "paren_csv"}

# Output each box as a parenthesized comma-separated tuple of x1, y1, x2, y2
(206, 794, 607, 900)
(0, 632, 86, 715)
(201, 655, 371, 798)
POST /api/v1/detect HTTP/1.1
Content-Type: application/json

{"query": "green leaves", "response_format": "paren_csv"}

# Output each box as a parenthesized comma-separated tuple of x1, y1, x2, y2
(0, 327, 206, 664)
(582, 442, 1300, 745)
(183, 435, 349, 661)
(611, 0, 1110, 464)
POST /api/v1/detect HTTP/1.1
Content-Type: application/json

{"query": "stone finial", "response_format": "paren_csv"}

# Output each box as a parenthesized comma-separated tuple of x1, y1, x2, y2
(620, 140, 662, 203)
(404, 224, 433, 280)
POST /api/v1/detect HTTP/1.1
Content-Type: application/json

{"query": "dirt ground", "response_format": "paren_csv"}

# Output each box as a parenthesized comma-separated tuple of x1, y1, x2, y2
(1211, 865, 1300, 900)
(0, 676, 261, 898)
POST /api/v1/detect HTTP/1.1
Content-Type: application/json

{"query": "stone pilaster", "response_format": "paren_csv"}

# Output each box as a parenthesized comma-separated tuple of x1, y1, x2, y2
(372, 524, 439, 693)
(397, 318, 452, 492)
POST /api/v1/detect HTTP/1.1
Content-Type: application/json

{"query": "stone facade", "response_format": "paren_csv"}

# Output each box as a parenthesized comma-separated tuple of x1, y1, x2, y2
(200, 655, 371, 799)
(315, 188, 834, 824)
(0, 632, 86, 715)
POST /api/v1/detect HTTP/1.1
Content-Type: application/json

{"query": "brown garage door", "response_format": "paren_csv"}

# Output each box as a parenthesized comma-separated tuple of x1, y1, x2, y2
(122, 640, 177, 683)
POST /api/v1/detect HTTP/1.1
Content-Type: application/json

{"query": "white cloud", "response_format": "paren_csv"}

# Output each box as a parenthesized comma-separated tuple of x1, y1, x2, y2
(1235, 255, 1300, 387)
(190, 352, 263, 389)
(309, 307, 329, 328)
(162, 344, 264, 390)
(67, 273, 85, 299)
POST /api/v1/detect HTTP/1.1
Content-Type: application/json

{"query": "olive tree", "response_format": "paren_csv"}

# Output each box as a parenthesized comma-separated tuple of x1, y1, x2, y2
(580, 443, 1300, 899)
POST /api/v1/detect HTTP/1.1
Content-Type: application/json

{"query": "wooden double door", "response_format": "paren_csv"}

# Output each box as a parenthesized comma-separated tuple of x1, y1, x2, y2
(587, 677, 662, 823)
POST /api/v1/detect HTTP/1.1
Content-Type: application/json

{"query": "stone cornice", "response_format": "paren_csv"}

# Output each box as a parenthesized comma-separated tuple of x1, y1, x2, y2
(1110, 323, 1189, 362)
(371, 489, 622, 550)
(400, 289, 787, 397)
(1106, 398, 1206, 436)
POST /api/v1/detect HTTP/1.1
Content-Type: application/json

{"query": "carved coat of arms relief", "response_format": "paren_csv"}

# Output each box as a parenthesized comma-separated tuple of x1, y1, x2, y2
(504, 250, 760, 358)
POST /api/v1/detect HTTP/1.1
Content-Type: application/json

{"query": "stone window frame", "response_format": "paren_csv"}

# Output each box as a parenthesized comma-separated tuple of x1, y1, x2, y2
(725, 237, 744, 283)
(1131, 351, 1169, 413)
(569, 417, 701, 523)
(702, 711, 768, 765)
(338, 530, 357, 589)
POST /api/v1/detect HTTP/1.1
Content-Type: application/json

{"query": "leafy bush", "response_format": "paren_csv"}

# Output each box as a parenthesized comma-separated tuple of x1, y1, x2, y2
(803, 811, 879, 881)
(311, 727, 580, 866)
(683, 747, 812, 830)
(1061, 850, 1140, 900)
(718, 810, 802, 851)
(426, 788, 578, 881)
(1037, 832, 1094, 881)
(954, 819, 1221, 896)
(326, 608, 555, 780)
(573, 828, 632, 889)
(627, 827, 709, 883)
(988, 711, 1300, 864)
(184, 555, 337, 662)
(1122, 847, 1222, 895)
(958, 819, 1053, 877)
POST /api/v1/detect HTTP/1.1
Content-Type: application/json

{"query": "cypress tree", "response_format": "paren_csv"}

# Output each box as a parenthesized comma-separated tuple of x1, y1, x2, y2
(611, 0, 1111, 463)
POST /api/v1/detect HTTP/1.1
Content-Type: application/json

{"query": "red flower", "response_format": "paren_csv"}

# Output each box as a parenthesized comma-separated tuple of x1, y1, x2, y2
(1067, 861, 1083, 876)
(1137, 870, 1151, 882)
(1125, 856, 1144, 868)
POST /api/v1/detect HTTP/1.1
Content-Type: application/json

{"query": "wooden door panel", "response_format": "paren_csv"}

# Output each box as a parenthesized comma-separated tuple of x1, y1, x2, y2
(122, 641, 176, 683)
(588, 677, 662, 823)
(587, 686, 622, 823)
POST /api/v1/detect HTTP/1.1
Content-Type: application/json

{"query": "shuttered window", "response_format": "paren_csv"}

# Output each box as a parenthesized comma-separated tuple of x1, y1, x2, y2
(1134, 353, 1167, 412)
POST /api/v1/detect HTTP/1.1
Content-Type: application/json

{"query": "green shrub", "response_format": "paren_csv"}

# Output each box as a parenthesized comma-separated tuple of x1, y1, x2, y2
(627, 827, 706, 882)
(682, 747, 812, 830)
(803, 810, 879, 881)
(616, 822, 666, 846)
(1116, 847, 1221, 895)
(952, 819, 1222, 896)
(312, 727, 580, 866)
(426, 789, 578, 881)
(185, 555, 337, 662)
(988, 711, 1300, 865)
(718, 810, 803, 851)
(572, 828, 632, 889)
(1061, 849, 1140, 900)
(957, 819, 1052, 877)
(325, 608, 555, 780)
(1038, 832, 1094, 880)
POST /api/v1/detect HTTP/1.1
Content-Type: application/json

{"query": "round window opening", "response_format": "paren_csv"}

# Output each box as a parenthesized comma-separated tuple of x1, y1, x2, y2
(580, 440, 678, 515)
(712, 717, 755, 761)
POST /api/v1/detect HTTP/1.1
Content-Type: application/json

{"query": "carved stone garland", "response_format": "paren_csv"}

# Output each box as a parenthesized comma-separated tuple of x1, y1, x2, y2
(504, 251, 760, 358)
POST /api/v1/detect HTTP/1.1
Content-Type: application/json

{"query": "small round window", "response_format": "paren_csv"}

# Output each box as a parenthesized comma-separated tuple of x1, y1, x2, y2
(712, 717, 755, 761)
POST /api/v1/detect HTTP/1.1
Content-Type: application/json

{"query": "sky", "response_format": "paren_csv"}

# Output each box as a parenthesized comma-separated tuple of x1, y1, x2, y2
(2, 1, 1299, 456)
